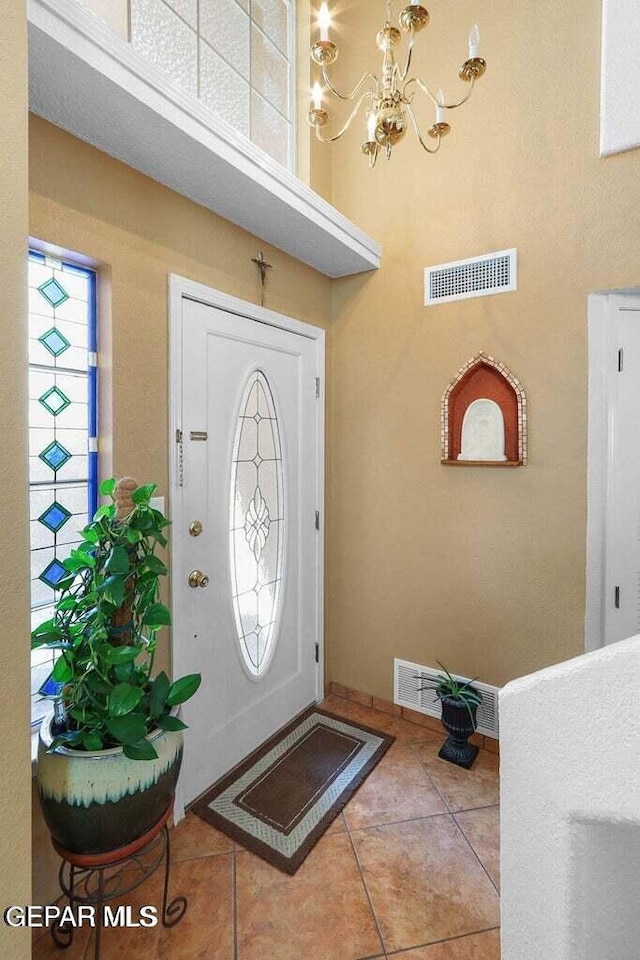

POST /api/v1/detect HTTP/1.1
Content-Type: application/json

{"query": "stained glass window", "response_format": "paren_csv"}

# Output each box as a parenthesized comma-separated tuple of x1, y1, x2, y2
(28, 250, 98, 727)
(230, 371, 285, 677)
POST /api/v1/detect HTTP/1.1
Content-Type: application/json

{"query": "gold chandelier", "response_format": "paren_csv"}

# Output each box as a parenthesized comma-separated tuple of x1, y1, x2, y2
(307, 1, 487, 168)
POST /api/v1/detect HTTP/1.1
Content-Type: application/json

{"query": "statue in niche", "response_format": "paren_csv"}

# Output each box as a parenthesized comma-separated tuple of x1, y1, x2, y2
(458, 398, 507, 461)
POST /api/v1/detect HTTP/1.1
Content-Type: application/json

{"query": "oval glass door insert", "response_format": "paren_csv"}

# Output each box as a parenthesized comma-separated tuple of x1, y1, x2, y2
(229, 370, 285, 677)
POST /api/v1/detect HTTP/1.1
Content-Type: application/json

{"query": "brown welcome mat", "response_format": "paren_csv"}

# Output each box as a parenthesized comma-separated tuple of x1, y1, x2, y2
(191, 707, 394, 874)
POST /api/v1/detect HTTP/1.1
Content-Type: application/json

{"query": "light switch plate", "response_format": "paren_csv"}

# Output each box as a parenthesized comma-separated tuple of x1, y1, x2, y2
(150, 496, 166, 515)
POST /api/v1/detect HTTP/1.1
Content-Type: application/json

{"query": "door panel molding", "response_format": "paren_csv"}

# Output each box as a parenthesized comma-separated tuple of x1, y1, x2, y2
(168, 275, 325, 819)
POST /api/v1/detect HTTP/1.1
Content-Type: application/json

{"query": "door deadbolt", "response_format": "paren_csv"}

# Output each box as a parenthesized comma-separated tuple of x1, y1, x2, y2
(188, 569, 210, 588)
(189, 520, 203, 537)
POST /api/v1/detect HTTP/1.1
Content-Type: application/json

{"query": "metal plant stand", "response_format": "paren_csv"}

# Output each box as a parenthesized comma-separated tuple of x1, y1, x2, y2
(50, 805, 187, 960)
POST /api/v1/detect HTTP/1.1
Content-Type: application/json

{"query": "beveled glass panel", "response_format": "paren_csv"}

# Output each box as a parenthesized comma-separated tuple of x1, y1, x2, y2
(199, 40, 250, 137)
(251, 0, 288, 55)
(230, 371, 284, 677)
(54, 298, 92, 325)
(251, 25, 289, 119)
(131, 0, 198, 96)
(28, 252, 96, 727)
(200, 0, 250, 79)
(30, 484, 88, 520)
(165, 0, 198, 27)
(250, 92, 290, 168)
(29, 286, 54, 320)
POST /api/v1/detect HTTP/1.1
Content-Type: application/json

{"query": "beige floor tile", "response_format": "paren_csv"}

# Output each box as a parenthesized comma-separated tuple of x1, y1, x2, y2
(325, 811, 347, 835)
(236, 831, 383, 960)
(393, 928, 501, 958)
(351, 816, 500, 953)
(321, 695, 436, 745)
(81, 871, 164, 960)
(414, 742, 499, 812)
(158, 854, 234, 959)
(171, 811, 234, 862)
(343, 741, 447, 831)
(32, 921, 92, 960)
(455, 807, 500, 890)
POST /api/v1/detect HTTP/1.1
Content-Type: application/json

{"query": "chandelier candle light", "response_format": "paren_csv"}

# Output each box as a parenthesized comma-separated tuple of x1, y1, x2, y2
(308, 1, 487, 168)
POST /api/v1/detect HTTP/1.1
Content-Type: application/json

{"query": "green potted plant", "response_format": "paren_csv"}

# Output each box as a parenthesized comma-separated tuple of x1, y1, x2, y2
(32, 477, 201, 855)
(419, 662, 483, 769)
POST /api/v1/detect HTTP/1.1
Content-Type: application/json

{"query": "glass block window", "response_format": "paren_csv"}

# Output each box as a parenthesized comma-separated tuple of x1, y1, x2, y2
(28, 250, 98, 728)
(128, 0, 296, 171)
(230, 371, 285, 678)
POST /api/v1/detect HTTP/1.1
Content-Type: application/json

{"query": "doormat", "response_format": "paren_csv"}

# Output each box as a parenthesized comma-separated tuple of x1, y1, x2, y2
(191, 707, 394, 874)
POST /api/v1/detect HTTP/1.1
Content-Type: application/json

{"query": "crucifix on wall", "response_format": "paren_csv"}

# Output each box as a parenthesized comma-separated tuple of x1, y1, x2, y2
(251, 251, 273, 307)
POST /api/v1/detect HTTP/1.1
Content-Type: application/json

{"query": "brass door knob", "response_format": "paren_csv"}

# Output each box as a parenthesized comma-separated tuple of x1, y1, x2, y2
(188, 569, 210, 588)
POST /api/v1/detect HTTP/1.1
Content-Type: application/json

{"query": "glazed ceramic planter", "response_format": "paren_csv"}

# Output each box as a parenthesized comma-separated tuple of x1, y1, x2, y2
(438, 695, 479, 769)
(37, 711, 183, 855)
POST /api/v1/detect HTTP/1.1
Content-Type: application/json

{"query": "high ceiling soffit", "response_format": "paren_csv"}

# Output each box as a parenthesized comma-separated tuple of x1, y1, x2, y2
(28, 0, 381, 279)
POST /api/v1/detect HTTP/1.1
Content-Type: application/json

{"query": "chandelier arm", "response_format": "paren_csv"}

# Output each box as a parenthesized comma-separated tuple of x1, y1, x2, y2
(410, 76, 476, 110)
(313, 92, 373, 143)
(406, 104, 442, 154)
(321, 65, 379, 102)
(397, 30, 416, 83)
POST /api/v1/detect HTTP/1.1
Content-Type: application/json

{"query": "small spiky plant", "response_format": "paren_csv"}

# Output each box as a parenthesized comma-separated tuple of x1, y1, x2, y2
(418, 660, 483, 728)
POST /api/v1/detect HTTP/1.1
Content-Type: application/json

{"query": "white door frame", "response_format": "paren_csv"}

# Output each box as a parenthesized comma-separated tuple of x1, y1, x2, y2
(168, 274, 325, 815)
(585, 291, 640, 651)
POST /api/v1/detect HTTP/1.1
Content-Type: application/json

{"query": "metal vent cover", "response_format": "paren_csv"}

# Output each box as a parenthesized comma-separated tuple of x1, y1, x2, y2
(424, 248, 517, 306)
(394, 658, 500, 739)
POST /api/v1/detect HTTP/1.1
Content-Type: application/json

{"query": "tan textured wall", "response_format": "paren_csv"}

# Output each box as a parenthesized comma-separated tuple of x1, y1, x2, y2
(0, 1, 32, 956)
(325, 0, 640, 697)
(29, 114, 331, 900)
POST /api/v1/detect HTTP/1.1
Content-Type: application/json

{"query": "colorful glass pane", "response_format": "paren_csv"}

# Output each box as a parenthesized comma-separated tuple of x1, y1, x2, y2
(39, 327, 71, 358)
(38, 502, 72, 534)
(29, 252, 97, 728)
(38, 277, 69, 308)
(39, 440, 72, 472)
(38, 675, 64, 698)
(39, 386, 71, 417)
(39, 558, 68, 589)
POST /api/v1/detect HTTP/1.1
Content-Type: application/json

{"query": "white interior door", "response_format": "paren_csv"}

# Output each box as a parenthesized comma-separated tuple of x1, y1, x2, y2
(170, 280, 324, 807)
(604, 296, 640, 644)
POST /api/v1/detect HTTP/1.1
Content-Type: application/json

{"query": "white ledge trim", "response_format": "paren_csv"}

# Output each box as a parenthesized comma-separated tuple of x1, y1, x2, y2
(28, 0, 380, 279)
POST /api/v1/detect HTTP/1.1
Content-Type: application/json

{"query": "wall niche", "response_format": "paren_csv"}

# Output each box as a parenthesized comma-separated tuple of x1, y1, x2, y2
(441, 352, 527, 466)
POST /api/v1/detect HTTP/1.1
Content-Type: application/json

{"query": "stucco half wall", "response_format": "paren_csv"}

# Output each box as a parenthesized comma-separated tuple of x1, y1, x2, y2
(500, 635, 640, 960)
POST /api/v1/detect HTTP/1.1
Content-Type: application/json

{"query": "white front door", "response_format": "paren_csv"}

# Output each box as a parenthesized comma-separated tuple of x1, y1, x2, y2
(170, 279, 324, 807)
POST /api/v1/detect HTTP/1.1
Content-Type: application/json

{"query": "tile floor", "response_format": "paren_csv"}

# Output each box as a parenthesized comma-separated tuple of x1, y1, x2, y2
(33, 694, 501, 959)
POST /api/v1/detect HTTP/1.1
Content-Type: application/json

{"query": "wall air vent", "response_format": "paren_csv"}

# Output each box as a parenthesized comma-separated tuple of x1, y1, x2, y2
(424, 248, 517, 306)
(394, 658, 500, 740)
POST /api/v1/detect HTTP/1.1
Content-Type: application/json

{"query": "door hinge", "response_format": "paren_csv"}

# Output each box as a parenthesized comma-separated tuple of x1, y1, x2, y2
(618, 348, 624, 372)
(615, 585, 620, 608)
(315, 377, 321, 398)
(315, 642, 320, 663)
(315, 510, 320, 530)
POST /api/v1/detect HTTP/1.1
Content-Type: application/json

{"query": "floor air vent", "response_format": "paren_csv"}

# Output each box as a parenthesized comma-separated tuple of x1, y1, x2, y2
(394, 658, 500, 740)
(424, 248, 517, 306)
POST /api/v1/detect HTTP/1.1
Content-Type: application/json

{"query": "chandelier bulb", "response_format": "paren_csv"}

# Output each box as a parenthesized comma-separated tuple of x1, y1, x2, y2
(367, 112, 377, 141)
(318, 2, 331, 42)
(468, 23, 480, 59)
(435, 89, 445, 124)
(311, 82, 323, 110)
